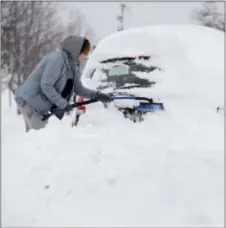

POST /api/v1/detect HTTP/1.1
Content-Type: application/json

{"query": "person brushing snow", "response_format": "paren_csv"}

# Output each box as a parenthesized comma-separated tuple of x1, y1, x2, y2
(14, 36, 112, 132)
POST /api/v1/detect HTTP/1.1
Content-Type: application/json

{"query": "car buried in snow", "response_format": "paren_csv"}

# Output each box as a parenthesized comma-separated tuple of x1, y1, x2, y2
(86, 55, 162, 93)
(82, 27, 183, 96)
(81, 26, 195, 121)
(81, 52, 166, 122)
(82, 55, 165, 122)
(80, 25, 224, 122)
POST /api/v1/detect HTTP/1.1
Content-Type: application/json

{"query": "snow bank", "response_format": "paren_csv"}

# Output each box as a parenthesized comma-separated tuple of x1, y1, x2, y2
(2, 87, 224, 227)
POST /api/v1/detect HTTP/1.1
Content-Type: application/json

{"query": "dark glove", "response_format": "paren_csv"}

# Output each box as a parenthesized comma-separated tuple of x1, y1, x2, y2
(64, 104, 73, 112)
(53, 104, 73, 120)
(54, 109, 65, 120)
(95, 91, 113, 103)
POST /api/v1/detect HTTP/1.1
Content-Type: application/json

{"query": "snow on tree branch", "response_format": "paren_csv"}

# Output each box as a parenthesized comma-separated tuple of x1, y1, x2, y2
(192, 1, 225, 32)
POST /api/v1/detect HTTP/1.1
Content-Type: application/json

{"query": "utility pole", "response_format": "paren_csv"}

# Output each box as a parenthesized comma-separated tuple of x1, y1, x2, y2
(116, 3, 126, 31)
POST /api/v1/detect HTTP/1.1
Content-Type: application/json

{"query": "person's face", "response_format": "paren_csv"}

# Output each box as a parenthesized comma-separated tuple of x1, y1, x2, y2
(78, 51, 89, 61)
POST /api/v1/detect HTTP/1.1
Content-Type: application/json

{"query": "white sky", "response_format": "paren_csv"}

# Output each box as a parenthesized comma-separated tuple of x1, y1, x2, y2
(59, 1, 225, 42)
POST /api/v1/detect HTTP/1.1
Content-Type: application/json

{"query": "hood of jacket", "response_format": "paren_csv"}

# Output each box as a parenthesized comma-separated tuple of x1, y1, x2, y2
(61, 36, 84, 58)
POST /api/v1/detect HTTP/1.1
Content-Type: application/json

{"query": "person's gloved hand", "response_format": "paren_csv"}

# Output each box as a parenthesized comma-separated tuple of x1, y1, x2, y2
(95, 91, 113, 103)
(53, 104, 73, 120)
(64, 104, 73, 112)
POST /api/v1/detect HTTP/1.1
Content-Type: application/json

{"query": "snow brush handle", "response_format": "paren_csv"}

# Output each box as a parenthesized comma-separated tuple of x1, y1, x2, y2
(42, 99, 98, 121)
(42, 96, 156, 121)
(112, 96, 154, 103)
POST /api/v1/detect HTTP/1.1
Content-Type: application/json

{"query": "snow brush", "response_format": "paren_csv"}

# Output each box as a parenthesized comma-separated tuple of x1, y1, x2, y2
(111, 95, 165, 123)
(112, 96, 164, 109)
(42, 96, 164, 121)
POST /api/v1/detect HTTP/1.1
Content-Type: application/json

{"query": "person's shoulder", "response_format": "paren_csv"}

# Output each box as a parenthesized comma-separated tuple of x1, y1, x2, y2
(46, 50, 64, 61)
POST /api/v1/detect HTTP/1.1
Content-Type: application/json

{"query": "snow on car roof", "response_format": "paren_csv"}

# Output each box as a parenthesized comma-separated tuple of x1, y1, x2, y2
(87, 24, 223, 65)
(83, 24, 223, 78)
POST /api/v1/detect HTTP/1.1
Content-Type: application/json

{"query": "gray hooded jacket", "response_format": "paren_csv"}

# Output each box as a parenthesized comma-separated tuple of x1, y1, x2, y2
(14, 36, 96, 115)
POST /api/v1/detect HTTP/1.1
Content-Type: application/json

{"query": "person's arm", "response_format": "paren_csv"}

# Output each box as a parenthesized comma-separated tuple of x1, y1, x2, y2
(74, 61, 112, 102)
(74, 75, 97, 99)
(40, 53, 68, 109)
(74, 76, 113, 103)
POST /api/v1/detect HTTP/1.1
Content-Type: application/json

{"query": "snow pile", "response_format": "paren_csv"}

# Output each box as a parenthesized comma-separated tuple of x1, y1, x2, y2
(83, 26, 190, 81)
(85, 24, 223, 68)
(89, 31, 188, 65)
(2, 89, 224, 227)
(2, 24, 224, 227)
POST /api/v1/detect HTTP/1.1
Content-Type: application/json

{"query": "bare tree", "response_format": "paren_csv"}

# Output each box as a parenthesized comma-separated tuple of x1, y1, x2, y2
(1, 2, 63, 89)
(193, 1, 225, 31)
(59, 8, 95, 43)
(0, 65, 11, 91)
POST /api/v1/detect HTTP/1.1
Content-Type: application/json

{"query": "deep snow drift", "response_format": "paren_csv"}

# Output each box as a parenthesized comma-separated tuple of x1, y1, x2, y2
(2, 25, 224, 227)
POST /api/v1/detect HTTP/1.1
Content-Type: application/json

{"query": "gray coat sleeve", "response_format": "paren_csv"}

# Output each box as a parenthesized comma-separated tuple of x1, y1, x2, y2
(40, 53, 68, 109)
(74, 75, 97, 99)
(73, 62, 97, 99)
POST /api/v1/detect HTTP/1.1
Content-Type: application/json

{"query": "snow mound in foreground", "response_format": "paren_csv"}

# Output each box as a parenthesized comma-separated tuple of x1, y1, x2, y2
(2, 89, 224, 227)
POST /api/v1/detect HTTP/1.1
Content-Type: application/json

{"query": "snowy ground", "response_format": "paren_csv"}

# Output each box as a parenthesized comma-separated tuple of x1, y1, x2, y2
(2, 25, 224, 227)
